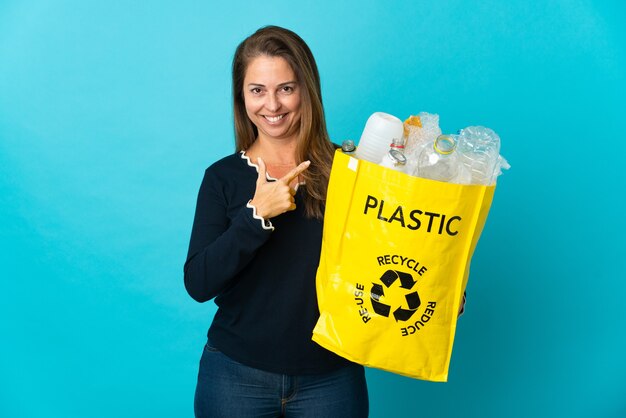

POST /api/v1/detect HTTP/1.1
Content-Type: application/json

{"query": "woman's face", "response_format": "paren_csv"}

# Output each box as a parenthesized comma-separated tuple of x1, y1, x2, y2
(243, 55, 302, 144)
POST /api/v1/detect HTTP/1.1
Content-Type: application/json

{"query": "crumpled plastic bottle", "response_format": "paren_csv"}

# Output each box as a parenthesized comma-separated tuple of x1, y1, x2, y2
(457, 126, 501, 185)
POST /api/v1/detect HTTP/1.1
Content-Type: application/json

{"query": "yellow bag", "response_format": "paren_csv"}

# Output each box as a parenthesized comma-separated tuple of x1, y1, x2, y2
(313, 150, 495, 382)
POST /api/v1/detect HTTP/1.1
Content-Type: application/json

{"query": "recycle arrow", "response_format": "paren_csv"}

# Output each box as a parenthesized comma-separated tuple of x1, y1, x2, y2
(370, 283, 391, 317)
(379, 270, 417, 290)
(393, 291, 421, 322)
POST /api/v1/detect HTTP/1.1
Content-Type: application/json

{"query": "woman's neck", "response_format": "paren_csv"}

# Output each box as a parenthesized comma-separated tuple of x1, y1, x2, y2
(246, 136, 298, 165)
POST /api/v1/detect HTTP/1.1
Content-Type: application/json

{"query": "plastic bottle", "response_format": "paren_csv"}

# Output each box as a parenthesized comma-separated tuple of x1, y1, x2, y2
(416, 135, 462, 182)
(355, 112, 404, 163)
(457, 126, 501, 185)
(379, 137, 408, 172)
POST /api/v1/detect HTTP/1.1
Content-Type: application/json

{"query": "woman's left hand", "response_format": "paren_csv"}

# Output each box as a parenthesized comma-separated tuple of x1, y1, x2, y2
(250, 157, 310, 219)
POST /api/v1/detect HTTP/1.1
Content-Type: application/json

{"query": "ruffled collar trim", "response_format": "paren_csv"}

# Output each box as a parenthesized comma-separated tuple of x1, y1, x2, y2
(240, 150, 305, 187)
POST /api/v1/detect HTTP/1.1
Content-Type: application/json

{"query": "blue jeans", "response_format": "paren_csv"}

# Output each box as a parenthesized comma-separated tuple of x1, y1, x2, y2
(194, 341, 369, 418)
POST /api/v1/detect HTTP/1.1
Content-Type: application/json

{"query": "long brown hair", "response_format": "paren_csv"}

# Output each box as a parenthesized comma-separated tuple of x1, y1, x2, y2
(232, 25, 335, 220)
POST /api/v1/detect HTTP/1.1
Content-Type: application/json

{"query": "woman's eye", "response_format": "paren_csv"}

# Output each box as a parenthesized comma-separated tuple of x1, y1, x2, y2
(282, 85, 294, 93)
(250, 88, 262, 94)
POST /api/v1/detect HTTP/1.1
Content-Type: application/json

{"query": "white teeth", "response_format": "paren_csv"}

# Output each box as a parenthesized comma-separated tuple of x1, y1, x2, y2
(264, 114, 285, 122)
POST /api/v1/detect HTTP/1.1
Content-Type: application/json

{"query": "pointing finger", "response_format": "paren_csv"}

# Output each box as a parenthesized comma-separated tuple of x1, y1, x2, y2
(281, 160, 310, 184)
(256, 157, 268, 185)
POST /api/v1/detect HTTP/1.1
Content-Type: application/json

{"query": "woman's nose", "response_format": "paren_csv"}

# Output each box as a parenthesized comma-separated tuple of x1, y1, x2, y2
(265, 93, 280, 112)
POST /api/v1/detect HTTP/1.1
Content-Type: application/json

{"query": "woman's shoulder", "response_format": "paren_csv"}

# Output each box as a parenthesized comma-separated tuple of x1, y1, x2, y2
(204, 151, 254, 181)
(206, 151, 247, 171)
(207, 151, 242, 168)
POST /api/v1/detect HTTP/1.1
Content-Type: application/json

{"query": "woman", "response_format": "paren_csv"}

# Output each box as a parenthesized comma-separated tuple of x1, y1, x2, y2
(184, 26, 369, 417)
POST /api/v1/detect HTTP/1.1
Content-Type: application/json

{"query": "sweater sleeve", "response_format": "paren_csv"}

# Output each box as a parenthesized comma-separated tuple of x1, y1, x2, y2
(183, 168, 273, 302)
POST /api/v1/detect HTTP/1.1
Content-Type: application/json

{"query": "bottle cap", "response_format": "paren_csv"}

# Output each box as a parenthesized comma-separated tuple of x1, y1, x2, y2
(388, 149, 407, 165)
(341, 140, 356, 152)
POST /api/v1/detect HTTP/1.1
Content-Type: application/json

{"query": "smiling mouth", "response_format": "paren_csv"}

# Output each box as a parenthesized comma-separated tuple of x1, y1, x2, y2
(263, 114, 287, 123)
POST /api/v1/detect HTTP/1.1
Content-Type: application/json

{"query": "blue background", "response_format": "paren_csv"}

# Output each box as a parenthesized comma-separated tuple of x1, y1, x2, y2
(1, 1, 625, 417)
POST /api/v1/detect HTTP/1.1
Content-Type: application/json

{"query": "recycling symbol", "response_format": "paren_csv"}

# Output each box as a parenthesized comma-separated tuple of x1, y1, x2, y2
(371, 270, 421, 322)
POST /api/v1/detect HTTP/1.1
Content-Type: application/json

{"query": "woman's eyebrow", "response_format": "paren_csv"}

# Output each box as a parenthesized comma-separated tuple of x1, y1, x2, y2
(246, 81, 297, 88)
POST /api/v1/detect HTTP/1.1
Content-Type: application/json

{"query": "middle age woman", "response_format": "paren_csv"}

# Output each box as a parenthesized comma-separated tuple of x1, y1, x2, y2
(184, 26, 369, 417)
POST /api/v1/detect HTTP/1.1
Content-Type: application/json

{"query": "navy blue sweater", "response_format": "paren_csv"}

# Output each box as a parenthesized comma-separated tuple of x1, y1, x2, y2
(184, 152, 350, 375)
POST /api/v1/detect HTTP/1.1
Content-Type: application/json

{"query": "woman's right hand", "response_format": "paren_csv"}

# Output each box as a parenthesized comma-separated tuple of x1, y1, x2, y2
(250, 157, 311, 219)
